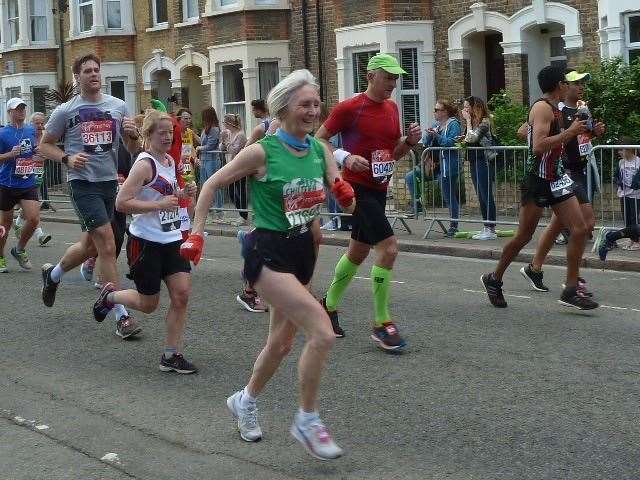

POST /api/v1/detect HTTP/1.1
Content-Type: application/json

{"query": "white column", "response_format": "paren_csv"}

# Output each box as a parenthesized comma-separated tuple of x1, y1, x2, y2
(0, 1, 6, 50)
(17, 0, 30, 47)
(69, 0, 77, 37)
(21, 90, 34, 116)
(335, 57, 347, 101)
(420, 50, 436, 130)
(209, 70, 222, 119)
(47, 0, 57, 46)
(241, 66, 258, 129)
(93, 0, 106, 34)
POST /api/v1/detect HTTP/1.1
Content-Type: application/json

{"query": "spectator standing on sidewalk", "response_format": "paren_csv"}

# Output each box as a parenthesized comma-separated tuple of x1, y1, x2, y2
(462, 96, 497, 240)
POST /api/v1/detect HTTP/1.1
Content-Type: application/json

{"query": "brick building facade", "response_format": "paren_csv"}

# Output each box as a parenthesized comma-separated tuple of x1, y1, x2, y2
(0, 1, 639, 129)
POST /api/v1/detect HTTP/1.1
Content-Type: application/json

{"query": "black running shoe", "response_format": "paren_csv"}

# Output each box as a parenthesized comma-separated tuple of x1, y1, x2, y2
(558, 286, 599, 310)
(321, 297, 344, 338)
(41, 263, 59, 307)
(93, 282, 115, 322)
(520, 264, 549, 292)
(159, 353, 198, 374)
(481, 273, 507, 308)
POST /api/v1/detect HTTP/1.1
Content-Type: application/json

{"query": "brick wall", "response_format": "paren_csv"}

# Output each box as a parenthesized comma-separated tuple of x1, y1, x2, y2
(1, 49, 58, 75)
(433, 0, 601, 105)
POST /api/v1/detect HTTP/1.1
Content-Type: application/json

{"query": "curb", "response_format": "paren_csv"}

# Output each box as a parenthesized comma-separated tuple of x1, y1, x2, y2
(40, 215, 640, 273)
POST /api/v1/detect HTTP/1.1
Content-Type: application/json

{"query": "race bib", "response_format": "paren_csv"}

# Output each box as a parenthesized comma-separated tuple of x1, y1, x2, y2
(159, 208, 181, 232)
(578, 134, 593, 157)
(81, 120, 113, 149)
(283, 178, 325, 228)
(371, 149, 395, 183)
(182, 162, 193, 174)
(14, 158, 34, 176)
(550, 174, 575, 198)
(33, 158, 44, 176)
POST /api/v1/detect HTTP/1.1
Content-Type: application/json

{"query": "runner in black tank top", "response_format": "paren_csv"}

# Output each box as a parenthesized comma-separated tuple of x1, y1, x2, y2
(480, 65, 599, 311)
(521, 71, 606, 297)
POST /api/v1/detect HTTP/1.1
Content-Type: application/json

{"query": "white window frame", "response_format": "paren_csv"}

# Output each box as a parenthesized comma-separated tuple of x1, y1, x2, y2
(549, 36, 567, 69)
(205, 0, 288, 17)
(7, 0, 20, 45)
(106, 77, 127, 102)
(78, 0, 94, 33)
(152, 0, 169, 27)
(626, 12, 640, 63)
(220, 62, 246, 119)
(31, 85, 49, 114)
(183, 0, 199, 21)
(257, 60, 279, 100)
(6, 87, 21, 100)
(350, 47, 379, 96)
(29, 0, 48, 43)
(398, 46, 421, 135)
(106, 0, 122, 29)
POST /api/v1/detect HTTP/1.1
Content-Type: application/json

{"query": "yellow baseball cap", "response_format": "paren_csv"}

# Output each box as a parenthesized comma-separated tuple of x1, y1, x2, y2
(367, 53, 407, 75)
(565, 71, 591, 83)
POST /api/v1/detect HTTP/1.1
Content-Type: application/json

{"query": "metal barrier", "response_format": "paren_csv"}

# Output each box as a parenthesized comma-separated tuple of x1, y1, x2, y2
(589, 145, 640, 233)
(419, 146, 529, 238)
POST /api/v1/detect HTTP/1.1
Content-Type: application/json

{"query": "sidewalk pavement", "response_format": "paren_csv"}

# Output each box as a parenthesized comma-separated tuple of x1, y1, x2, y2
(39, 205, 640, 273)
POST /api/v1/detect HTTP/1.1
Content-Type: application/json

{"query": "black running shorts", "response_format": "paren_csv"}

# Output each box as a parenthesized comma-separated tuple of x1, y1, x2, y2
(565, 169, 590, 204)
(126, 234, 191, 296)
(0, 185, 39, 211)
(520, 174, 575, 208)
(350, 183, 394, 245)
(243, 227, 316, 287)
(69, 179, 117, 232)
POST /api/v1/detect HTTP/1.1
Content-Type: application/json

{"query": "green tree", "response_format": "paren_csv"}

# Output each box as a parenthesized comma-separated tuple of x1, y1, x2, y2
(487, 90, 528, 146)
(581, 57, 640, 144)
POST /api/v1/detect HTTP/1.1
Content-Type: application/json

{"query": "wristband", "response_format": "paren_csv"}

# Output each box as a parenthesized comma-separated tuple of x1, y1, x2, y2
(333, 149, 351, 168)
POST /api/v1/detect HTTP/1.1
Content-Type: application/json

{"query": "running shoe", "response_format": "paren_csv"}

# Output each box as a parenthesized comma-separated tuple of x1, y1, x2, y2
(12, 221, 22, 239)
(554, 231, 569, 245)
(472, 227, 497, 240)
(558, 286, 599, 310)
(480, 273, 507, 308)
(93, 282, 115, 322)
(10, 247, 32, 270)
(80, 257, 96, 282)
(159, 353, 198, 374)
(38, 233, 52, 246)
(115, 315, 142, 339)
(520, 264, 549, 292)
(290, 416, 344, 460)
(321, 297, 344, 338)
(226, 390, 263, 442)
(41, 263, 58, 307)
(597, 229, 616, 262)
(0, 256, 7, 273)
(446, 226, 459, 238)
(371, 322, 406, 351)
(562, 277, 593, 297)
(236, 291, 269, 313)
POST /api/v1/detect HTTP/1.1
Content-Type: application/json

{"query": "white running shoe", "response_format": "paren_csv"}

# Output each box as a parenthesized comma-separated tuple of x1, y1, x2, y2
(226, 391, 263, 442)
(290, 416, 344, 460)
(80, 257, 96, 282)
(472, 227, 497, 240)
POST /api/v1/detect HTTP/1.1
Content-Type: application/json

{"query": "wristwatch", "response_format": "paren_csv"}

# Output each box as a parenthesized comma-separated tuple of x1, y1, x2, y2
(61, 154, 69, 165)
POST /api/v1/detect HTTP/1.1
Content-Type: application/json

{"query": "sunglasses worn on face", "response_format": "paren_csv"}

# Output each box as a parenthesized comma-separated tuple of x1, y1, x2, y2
(434, 108, 445, 112)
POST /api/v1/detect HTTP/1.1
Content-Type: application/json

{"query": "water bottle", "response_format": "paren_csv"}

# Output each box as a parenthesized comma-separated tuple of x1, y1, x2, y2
(576, 104, 593, 132)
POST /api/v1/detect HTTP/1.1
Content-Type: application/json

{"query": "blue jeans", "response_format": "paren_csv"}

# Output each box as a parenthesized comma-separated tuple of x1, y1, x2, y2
(468, 154, 496, 227)
(439, 173, 460, 228)
(200, 157, 224, 209)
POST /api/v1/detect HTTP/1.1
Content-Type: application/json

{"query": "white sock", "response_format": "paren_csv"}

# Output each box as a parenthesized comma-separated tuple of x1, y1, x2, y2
(113, 304, 128, 320)
(50, 263, 65, 283)
(35, 227, 43, 238)
(296, 408, 319, 425)
(240, 386, 256, 408)
(15, 216, 24, 227)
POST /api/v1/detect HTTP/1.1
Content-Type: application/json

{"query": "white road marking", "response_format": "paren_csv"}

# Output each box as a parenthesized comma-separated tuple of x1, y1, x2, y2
(464, 288, 530, 299)
(354, 275, 405, 284)
(35, 424, 49, 430)
(464, 289, 640, 312)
